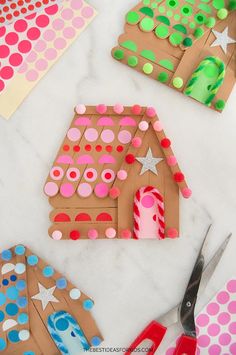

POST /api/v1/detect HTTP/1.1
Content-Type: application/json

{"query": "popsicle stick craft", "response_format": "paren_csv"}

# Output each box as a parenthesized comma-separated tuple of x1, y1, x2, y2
(0, 245, 103, 354)
(112, 1, 236, 112)
(44, 104, 191, 240)
(0, 0, 97, 119)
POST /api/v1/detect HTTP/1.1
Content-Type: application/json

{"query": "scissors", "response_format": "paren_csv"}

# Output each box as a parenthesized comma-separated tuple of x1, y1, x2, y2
(125, 225, 231, 355)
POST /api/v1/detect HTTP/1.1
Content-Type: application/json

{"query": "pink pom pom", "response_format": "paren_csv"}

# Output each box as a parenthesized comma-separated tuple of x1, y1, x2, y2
(167, 228, 179, 239)
(117, 170, 127, 180)
(88, 229, 98, 240)
(96, 104, 107, 114)
(153, 120, 163, 132)
(146, 107, 156, 118)
(138, 121, 149, 131)
(75, 104, 86, 114)
(132, 137, 142, 148)
(51, 230, 62, 240)
(105, 228, 117, 239)
(113, 104, 124, 114)
(167, 155, 177, 166)
(182, 187, 192, 199)
(132, 104, 142, 115)
(121, 229, 132, 239)
(109, 187, 120, 199)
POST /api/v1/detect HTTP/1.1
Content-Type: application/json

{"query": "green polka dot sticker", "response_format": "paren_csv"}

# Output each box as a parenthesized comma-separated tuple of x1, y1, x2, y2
(155, 24, 169, 38)
(128, 56, 138, 67)
(113, 49, 124, 60)
(140, 17, 155, 32)
(143, 63, 154, 74)
(157, 72, 169, 82)
(169, 32, 183, 46)
(126, 11, 140, 25)
(173, 77, 184, 88)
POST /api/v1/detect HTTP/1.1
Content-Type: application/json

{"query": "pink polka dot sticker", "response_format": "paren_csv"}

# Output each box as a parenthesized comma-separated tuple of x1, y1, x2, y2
(71, 0, 83, 9)
(218, 312, 231, 325)
(9, 53, 23, 67)
(217, 291, 230, 305)
(196, 314, 209, 327)
(72, 17, 85, 29)
(25, 69, 39, 82)
(44, 48, 57, 61)
(206, 302, 220, 316)
(208, 344, 221, 355)
(227, 280, 236, 293)
(81, 6, 94, 18)
(207, 323, 220, 336)
(197, 335, 210, 348)
(14, 19, 28, 33)
(67, 128, 81, 142)
(0, 45, 10, 59)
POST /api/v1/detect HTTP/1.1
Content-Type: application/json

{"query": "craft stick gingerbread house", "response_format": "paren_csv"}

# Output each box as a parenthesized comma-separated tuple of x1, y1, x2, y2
(112, 1, 236, 112)
(0, 245, 102, 354)
(44, 104, 191, 240)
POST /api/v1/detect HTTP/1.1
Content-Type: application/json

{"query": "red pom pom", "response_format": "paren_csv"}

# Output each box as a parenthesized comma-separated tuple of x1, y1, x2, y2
(174, 172, 185, 182)
(121, 229, 132, 239)
(125, 154, 135, 164)
(109, 187, 120, 199)
(132, 104, 142, 115)
(70, 230, 80, 240)
(167, 228, 178, 238)
(161, 138, 171, 148)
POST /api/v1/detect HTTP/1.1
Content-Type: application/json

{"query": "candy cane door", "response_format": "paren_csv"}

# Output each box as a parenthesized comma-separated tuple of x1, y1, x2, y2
(186, 57, 224, 105)
(133, 186, 165, 239)
(48, 311, 90, 355)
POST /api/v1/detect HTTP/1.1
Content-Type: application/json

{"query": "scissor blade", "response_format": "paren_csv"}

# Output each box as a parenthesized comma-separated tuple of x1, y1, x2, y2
(179, 225, 212, 338)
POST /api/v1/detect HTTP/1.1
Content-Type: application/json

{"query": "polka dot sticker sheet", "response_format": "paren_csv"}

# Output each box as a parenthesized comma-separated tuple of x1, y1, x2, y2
(0, 0, 60, 26)
(165, 278, 236, 355)
(0, 0, 96, 119)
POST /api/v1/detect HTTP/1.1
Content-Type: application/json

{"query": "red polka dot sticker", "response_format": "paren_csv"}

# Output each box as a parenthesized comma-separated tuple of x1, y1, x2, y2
(0, 0, 58, 26)
(165, 278, 236, 354)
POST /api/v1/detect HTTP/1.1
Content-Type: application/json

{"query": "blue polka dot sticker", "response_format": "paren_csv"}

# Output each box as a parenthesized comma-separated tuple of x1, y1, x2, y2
(15, 245, 26, 255)
(8, 330, 20, 343)
(83, 299, 94, 311)
(43, 266, 54, 277)
(6, 303, 18, 316)
(0, 338, 6, 351)
(56, 278, 67, 289)
(27, 255, 38, 266)
(18, 313, 29, 325)
(91, 336, 102, 347)
(1, 250, 12, 261)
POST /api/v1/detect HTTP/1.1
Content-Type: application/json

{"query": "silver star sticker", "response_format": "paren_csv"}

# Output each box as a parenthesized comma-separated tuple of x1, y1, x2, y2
(211, 27, 236, 54)
(136, 148, 163, 175)
(32, 283, 59, 310)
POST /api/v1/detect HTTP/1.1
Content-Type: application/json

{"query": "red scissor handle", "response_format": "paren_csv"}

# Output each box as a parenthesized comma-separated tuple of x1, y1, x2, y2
(173, 334, 197, 355)
(125, 320, 167, 355)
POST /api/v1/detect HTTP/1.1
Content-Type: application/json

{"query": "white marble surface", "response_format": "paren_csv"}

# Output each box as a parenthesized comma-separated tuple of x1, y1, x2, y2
(0, 0, 236, 353)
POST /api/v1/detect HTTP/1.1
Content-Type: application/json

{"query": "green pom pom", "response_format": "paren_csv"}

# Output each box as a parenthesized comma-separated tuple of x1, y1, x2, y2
(183, 37, 193, 47)
(217, 8, 228, 19)
(113, 49, 124, 60)
(143, 63, 153, 74)
(194, 27, 204, 38)
(126, 11, 140, 25)
(128, 56, 138, 67)
(173, 77, 184, 89)
(205, 17, 216, 28)
(229, 0, 236, 10)
(215, 99, 225, 110)
(157, 72, 169, 83)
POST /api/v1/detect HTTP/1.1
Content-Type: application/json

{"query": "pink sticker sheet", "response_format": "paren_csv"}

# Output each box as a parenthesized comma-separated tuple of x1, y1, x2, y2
(0, 0, 60, 26)
(166, 279, 236, 355)
(0, 0, 96, 119)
